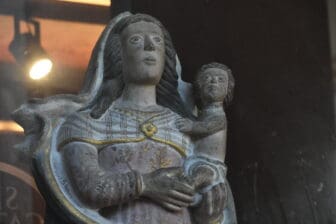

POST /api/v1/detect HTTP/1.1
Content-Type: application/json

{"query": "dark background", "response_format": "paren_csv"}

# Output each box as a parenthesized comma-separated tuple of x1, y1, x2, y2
(131, 0, 336, 223)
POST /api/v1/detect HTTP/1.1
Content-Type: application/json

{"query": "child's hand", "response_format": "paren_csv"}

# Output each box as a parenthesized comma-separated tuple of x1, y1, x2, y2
(190, 165, 217, 190)
(175, 118, 194, 133)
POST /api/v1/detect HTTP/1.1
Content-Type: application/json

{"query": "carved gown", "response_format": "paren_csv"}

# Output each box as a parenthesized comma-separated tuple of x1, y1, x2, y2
(57, 102, 194, 224)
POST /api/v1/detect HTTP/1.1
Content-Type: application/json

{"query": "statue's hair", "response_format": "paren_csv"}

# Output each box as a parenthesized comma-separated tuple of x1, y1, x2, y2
(90, 13, 192, 118)
(194, 62, 235, 108)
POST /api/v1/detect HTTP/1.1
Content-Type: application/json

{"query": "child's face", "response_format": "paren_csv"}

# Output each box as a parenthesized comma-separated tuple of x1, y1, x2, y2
(198, 68, 228, 104)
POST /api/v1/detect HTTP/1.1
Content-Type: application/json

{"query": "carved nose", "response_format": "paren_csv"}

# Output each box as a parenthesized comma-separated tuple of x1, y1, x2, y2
(144, 36, 155, 51)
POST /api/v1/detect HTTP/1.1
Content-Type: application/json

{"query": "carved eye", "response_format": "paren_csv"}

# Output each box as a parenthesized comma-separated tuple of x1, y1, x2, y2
(205, 76, 212, 82)
(129, 35, 143, 44)
(218, 77, 225, 82)
(153, 36, 163, 44)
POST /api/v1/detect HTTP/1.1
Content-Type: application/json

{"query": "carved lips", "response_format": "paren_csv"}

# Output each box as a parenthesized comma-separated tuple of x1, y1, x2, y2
(143, 55, 157, 65)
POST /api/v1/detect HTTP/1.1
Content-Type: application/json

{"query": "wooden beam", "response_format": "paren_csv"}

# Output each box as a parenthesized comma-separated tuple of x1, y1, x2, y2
(0, 0, 110, 24)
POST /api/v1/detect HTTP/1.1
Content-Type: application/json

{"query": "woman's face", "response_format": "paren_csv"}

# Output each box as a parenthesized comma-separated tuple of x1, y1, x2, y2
(121, 21, 165, 85)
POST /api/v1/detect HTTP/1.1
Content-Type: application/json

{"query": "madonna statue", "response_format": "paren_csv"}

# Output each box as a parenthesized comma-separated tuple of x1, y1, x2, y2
(13, 12, 236, 224)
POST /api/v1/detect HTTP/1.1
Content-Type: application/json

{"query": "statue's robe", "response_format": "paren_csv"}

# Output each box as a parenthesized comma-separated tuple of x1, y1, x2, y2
(57, 103, 194, 224)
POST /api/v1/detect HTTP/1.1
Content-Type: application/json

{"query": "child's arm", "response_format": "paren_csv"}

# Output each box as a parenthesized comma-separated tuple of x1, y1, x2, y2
(176, 115, 226, 137)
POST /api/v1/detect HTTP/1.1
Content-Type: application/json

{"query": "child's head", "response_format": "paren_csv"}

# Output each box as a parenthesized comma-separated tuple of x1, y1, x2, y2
(194, 62, 234, 107)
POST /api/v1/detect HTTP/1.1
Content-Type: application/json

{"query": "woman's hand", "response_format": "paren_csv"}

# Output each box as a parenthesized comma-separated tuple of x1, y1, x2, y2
(141, 167, 195, 212)
(191, 183, 227, 224)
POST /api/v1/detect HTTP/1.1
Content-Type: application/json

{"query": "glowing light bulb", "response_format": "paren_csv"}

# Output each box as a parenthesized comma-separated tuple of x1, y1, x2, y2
(29, 58, 53, 80)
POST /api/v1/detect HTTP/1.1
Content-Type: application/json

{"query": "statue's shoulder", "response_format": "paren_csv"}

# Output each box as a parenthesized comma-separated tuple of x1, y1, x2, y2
(56, 110, 93, 145)
(60, 109, 91, 127)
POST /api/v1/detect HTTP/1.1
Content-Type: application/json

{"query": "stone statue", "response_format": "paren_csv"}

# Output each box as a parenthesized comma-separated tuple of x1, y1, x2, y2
(12, 12, 237, 224)
(177, 63, 236, 223)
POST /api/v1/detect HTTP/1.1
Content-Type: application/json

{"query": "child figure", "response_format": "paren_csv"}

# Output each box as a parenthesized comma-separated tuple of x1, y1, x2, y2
(176, 63, 235, 223)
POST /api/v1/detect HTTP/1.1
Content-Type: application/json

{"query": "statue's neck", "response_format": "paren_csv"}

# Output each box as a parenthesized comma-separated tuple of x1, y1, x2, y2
(119, 83, 157, 109)
(200, 102, 224, 117)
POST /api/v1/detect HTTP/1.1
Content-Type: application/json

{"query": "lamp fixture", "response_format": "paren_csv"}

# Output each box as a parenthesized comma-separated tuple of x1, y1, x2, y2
(9, 16, 53, 80)
(57, 0, 110, 6)
(0, 120, 23, 133)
